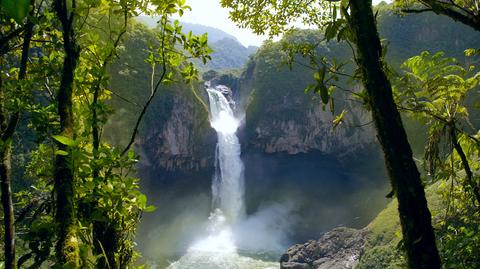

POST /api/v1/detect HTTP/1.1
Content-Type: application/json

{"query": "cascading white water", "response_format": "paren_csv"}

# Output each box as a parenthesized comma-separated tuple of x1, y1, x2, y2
(167, 86, 277, 269)
(207, 87, 245, 223)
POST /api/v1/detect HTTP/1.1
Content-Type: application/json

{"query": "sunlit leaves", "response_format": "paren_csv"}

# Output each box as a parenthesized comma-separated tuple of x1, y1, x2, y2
(394, 50, 480, 213)
(52, 135, 76, 147)
(146, 14, 212, 87)
(0, 0, 30, 23)
(465, 48, 480, 57)
(394, 51, 479, 123)
(333, 109, 347, 129)
(221, 0, 333, 37)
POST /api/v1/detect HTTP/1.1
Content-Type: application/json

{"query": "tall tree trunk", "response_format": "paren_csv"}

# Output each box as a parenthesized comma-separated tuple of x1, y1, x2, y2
(347, 1, 441, 268)
(0, 136, 15, 269)
(53, 0, 80, 266)
(0, 11, 34, 268)
(0, 76, 17, 269)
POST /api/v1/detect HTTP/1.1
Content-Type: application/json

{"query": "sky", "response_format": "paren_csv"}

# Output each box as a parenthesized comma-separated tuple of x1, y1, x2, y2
(179, 0, 390, 47)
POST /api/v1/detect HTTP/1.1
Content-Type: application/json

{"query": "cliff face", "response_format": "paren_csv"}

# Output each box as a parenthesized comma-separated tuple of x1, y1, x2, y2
(137, 85, 216, 182)
(245, 100, 373, 155)
(105, 25, 217, 182)
(240, 39, 375, 156)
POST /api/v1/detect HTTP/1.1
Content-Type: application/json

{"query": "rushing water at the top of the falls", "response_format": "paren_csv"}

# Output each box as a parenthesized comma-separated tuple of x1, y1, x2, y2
(207, 88, 239, 135)
(166, 86, 278, 269)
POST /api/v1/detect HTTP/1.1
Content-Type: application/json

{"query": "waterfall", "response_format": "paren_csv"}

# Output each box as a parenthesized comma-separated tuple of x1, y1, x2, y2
(207, 87, 245, 223)
(167, 86, 277, 269)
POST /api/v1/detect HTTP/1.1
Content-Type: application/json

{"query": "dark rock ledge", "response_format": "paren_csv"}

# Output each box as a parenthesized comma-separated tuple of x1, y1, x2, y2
(280, 227, 367, 269)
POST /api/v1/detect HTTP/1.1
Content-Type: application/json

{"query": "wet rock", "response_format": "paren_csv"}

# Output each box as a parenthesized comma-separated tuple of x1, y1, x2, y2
(215, 85, 234, 103)
(281, 262, 312, 269)
(280, 227, 367, 269)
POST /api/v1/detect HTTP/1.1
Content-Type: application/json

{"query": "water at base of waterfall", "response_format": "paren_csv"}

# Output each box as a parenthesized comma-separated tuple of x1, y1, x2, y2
(167, 210, 278, 269)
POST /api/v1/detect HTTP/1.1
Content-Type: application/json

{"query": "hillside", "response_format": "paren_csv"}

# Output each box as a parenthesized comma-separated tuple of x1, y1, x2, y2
(134, 17, 257, 70)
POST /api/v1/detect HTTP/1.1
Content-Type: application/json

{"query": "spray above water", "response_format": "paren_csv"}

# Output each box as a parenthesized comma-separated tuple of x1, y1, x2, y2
(167, 86, 277, 269)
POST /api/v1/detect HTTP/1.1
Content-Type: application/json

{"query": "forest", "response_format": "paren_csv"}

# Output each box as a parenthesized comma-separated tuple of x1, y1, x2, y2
(0, 0, 479, 268)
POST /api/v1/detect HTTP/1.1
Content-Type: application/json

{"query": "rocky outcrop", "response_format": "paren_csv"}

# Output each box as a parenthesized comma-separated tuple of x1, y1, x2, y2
(280, 227, 367, 269)
(238, 36, 375, 157)
(137, 86, 216, 180)
(247, 101, 373, 155)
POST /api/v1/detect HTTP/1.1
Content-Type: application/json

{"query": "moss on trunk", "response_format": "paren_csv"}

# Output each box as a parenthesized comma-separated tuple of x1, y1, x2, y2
(347, 0, 441, 268)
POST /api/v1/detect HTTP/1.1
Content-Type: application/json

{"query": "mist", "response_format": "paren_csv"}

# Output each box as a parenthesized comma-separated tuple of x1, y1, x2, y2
(136, 145, 389, 268)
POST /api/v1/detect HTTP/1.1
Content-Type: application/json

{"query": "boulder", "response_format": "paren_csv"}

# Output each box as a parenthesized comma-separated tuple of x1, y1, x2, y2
(280, 227, 367, 269)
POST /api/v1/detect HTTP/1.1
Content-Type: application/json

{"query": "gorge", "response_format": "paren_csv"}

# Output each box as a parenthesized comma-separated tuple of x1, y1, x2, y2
(111, 7, 480, 269)
(2, 1, 480, 268)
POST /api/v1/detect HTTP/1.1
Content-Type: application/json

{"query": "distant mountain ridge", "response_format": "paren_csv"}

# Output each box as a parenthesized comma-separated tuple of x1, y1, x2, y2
(135, 16, 257, 70)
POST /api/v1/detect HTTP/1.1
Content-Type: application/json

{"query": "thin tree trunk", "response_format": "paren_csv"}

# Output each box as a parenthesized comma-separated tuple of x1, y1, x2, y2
(90, 14, 129, 267)
(53, 0, 80, 266)
(0, 76, 17, 269)
(450, 126, 480, 205)
(0, 10, 34, 268)
(0, 141, 15, 269)
(347, 1, 441, 268)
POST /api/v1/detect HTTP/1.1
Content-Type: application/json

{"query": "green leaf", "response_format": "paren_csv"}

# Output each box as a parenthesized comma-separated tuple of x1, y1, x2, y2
(144, 205, 157, 212)
(1, 0, 30, 23)
(333, 110, 347, 129)
(127, 150, 135, 159)
(55, 150, 69, 156)
(316, 84, 329, 104)
(314, 66, 326, 83)
(138, 194, 147, 207)
(52, 135, 75, 146)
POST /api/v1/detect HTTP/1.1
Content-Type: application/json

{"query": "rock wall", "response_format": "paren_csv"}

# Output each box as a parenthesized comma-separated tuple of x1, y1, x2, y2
(136, 85, 216, 183)
(245, 100, 373, 155)
(239, 39, 375, 156)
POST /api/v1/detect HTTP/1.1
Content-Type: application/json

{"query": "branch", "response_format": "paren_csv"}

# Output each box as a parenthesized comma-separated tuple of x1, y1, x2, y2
(419, 0, 480, 32)
(402, 8, 434, 14)
(450, 126, 480, 206)
(109, 90, 141, 108)
(0, 27, 25, 56)
(1, 3, 35, 141)
(120, 17, 169, 156)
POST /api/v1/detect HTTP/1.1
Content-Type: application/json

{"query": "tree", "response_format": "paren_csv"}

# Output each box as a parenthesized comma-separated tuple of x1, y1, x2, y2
(0, 0, 212, 267)
(52, 0, 81, 266)
(395, 0, 480, 31)
(76, 2, 211, 267)
(395, 51, 480, 205)
(0, 1, 35, 268)
(220, 0, 441, 267)
(394, 50, 480, 269)
(51, 0, 211, 266)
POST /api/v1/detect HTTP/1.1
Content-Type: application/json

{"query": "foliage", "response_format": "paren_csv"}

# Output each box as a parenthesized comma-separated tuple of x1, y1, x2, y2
(220, 0, 333, 36)
(360, 50, 480, 268)
(394, 51, 480, 195)
(393, 0, 480, 31)
(0, 0, 212, 267)
(0, 0, 30, 23)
